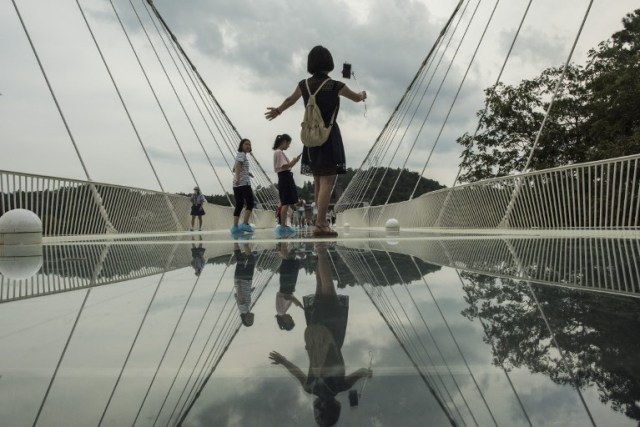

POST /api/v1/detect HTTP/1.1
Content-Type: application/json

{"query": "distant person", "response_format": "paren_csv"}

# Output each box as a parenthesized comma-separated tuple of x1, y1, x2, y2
(231, 138, 255, 234)
(234, 241, 256, 327)
(190, 236, 206, 276)
(265, 45, 366, 237)
(273, 134, 301, 235)
(190, 186, 206, 231)
(275, 242, 303, 331)
(297, 199, 306, 228)
(269, 242, 372, 426)
(311, 201, 318, 225)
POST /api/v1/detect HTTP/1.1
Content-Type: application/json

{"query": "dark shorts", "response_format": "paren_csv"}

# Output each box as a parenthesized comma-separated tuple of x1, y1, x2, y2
(279, 258, 300, 293)
(190, 205, 205, 216)
(277, 171, 298, 206)
(303, 294, 349, 349)
(233, 185, 255, 217)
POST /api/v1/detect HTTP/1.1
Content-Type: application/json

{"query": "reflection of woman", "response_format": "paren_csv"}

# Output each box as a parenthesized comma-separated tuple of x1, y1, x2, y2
(190, 236, 206, 276)
(275, 242, 302, 331)
(234, 242, 256, 327)
(269, 243, 371, 426)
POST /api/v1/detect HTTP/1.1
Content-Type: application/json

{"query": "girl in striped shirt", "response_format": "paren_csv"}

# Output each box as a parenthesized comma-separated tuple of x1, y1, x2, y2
(232, 138, 255, 233)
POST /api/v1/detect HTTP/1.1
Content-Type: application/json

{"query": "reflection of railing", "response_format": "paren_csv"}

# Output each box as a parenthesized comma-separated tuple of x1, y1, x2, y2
(339, 237, 640, 297)
(2, 244, 281, 427)
(0, 170, 274, 235)
(5, 237, 638, 304)
(0, 241, 237, 303)
(339, 154, 640, 229)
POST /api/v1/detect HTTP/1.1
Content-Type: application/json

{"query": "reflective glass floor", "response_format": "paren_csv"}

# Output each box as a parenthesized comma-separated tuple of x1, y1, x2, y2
(1, 229, 639, 427)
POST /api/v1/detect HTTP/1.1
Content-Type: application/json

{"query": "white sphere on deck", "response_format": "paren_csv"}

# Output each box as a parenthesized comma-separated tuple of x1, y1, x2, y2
(0, 253, 43, 280)
(0, 209, 43, 245)
(385, 218, 400, 232)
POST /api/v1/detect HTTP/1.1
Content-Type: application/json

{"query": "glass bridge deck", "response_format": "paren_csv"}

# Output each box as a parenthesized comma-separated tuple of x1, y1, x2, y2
(1, 229, 639, 427)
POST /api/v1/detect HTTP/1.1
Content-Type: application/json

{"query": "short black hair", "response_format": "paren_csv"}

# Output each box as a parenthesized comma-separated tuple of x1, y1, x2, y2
(240, 312, 254, 327)
(313, 397, 341, 426)
(307, 46, 334, 74)
(238, 138, 251, 152)
(273, 133, 292, 150)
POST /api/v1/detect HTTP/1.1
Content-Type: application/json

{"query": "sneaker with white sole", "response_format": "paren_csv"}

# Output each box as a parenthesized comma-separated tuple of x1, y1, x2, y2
(238, 223, 254, 233)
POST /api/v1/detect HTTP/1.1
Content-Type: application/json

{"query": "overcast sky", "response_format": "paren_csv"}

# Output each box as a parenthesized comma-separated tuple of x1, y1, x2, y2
(1, 0, 637, 196)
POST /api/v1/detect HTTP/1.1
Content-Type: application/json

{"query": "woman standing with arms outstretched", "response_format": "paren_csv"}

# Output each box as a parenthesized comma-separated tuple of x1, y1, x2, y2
(265, 45, 366, 237)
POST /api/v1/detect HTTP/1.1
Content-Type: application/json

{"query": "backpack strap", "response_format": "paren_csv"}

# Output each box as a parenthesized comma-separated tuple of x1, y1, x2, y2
(305, 78, 331, 97)
(305, 78, 337, 125)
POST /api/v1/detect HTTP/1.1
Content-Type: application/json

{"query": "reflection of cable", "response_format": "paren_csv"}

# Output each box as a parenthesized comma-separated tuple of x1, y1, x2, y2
(348, 350, 373, 407)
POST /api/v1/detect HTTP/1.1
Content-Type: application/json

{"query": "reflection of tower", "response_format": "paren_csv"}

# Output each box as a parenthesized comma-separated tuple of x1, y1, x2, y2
(336, 245, 499, 427)
(4, 243, 282, 427)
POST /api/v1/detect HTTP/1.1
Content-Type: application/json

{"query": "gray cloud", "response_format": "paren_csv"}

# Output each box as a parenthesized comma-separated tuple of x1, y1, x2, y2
(2, 0, 638, 192)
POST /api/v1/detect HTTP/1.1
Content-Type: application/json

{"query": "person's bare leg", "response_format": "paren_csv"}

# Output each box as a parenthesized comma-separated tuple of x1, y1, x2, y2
(191, 216, 195, 229)
(315, 243, 336, 296)
(315, 175, 335, 228)
(313, 176, 320, 207)
(243, 209, 252, 225)
(281, 205, 289, 226)
(197, 216, 203, 229)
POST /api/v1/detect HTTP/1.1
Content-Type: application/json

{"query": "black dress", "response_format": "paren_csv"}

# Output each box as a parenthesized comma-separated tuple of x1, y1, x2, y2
(299, 73, 346, 176)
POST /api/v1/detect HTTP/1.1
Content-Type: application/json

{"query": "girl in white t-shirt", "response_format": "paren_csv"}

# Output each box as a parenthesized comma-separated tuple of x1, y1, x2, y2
(273, 134, 301, 234)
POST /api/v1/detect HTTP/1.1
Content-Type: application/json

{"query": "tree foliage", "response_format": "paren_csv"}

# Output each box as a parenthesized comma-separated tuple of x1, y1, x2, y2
(461, 272, 640, 421)
(458, 9, 640, 183)
(196, 167, 445, 207)
(335, 167, 445, 205)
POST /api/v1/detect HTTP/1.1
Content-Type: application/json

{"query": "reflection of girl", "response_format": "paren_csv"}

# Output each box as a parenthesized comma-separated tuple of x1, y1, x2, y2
(234, 243, 256, 327)
(275, 242, 302, 331)
(190, 238, 206, 276)
(269, 243, 371, 426)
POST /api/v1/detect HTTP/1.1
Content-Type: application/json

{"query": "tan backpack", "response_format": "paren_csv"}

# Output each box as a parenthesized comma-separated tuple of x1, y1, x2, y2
(300, 78, 336, 147)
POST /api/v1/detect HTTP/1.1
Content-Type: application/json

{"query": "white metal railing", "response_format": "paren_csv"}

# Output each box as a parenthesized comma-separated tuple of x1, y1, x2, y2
(338, 154, 640, 229)
(0, 170, 274, 235)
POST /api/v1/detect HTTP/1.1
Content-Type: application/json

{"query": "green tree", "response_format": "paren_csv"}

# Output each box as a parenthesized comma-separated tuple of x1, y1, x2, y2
(584, 9, 640, 159)
(458, 9, 640, 182)
(461, 272, 640, 421)
(335, 167, 445, 205)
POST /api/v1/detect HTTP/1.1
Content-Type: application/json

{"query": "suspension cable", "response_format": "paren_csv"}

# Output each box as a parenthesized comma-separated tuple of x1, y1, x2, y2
(98, 247, 177, 426)
(500, 0, 595, 226)
(151, 254, 234, 426)
(106, 0, 200, 189)
(434, 0, 533, 226)
(370, 0, 484, 226)
(405, 0, 500, 203)
(335, 0, 464, 212)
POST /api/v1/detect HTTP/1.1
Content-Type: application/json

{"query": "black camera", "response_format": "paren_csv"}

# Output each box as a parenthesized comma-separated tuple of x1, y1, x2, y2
(342, 63, 352, 79)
